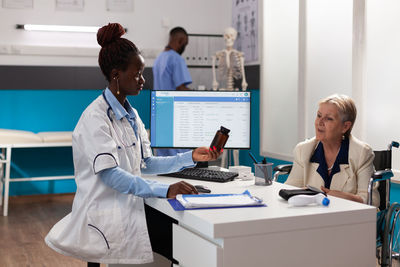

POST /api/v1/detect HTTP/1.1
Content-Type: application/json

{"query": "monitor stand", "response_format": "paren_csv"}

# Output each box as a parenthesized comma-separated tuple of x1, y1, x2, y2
(195, 161, 209, 168)
(220, 149, 239, 168)
(194, 150, 236, 169)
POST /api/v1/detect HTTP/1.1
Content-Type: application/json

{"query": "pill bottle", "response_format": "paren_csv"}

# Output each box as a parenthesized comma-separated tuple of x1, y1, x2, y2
(210, 126, 230, 152)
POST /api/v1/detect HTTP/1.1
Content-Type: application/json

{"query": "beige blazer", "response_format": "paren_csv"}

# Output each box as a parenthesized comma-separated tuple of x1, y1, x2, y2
(285, 135, 379, 207)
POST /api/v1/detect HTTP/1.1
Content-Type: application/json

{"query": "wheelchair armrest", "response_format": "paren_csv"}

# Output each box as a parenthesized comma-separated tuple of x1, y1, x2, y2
(372, 169, 394, 181)
(273, 164, 293, 174)
(273, 164, 293, 182)
(368, 170, 394, 207)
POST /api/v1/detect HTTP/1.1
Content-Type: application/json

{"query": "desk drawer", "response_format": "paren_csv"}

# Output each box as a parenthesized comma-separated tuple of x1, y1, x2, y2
(173, 224, 222, 267)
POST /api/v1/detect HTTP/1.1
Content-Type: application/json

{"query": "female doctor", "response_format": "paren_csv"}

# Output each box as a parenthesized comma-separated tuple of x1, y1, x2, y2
(45, 23, 220, 265)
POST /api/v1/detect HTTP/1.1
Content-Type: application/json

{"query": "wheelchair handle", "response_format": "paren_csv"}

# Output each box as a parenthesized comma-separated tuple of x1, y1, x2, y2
(388, 141, 399, 150)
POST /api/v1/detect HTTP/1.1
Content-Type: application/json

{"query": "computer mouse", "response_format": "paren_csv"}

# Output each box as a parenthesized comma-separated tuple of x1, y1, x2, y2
(194, 185, 211, 193)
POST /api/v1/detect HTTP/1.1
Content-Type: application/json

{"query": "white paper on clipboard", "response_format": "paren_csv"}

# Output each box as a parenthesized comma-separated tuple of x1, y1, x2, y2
(176, 190, 263, 209)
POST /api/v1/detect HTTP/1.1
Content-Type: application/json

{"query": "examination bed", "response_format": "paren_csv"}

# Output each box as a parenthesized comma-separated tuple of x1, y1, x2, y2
(0, 129, 73, 216)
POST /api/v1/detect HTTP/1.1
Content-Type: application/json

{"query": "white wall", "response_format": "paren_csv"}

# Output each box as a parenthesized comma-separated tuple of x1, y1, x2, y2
(261, 0, 353, 161)
(304, 0, 353, 138)
(364, 0, 400, 174)
(260, 0, 299, 161)
(0, 0, 231, 66)
(261, 0, 400, 176)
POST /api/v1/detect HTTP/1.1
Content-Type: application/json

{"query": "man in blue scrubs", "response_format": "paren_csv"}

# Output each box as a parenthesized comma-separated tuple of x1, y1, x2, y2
(153, 27, 192, 156)
(153, 27, 192, 91)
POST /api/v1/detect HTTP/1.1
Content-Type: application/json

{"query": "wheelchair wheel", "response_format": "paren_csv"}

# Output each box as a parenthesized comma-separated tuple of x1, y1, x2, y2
(382, 203, 400, 267)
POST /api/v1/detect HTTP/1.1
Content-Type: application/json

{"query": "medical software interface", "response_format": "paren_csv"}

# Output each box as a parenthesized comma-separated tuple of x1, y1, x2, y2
(150, 91, 251, 149)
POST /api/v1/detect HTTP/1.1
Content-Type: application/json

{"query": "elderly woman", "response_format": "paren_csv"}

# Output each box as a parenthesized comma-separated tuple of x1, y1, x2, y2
(285, 94, 379, 207)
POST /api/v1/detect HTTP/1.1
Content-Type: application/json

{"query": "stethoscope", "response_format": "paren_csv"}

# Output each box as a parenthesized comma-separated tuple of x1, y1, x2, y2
(103, 91, 147, 169)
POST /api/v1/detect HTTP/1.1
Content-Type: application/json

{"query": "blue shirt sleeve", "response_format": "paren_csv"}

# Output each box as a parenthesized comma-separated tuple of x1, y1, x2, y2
(99, 167, 169, 198)
(172, 56, 192, 89)
(99, 151, 195, 198)
(142, 150, 195, 174)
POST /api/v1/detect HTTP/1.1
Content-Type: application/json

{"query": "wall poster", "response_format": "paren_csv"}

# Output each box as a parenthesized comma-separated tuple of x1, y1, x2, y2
(232, 0, 259, 63)
(2, 0, 33, 9)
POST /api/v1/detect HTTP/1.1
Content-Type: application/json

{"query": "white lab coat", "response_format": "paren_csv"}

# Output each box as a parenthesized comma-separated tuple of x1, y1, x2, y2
(45, 94, 154, 264)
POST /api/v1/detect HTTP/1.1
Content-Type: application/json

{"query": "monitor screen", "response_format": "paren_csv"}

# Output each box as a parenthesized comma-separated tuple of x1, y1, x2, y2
(150, 90, 251, 149)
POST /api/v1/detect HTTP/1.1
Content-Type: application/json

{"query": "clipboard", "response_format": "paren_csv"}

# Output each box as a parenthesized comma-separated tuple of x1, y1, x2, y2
(168, 190, 266, 211)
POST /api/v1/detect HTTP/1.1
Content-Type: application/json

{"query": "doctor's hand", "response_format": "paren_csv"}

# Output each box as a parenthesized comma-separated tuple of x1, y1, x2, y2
(192, 147, 221, 162)
(167, 181, 198, 198)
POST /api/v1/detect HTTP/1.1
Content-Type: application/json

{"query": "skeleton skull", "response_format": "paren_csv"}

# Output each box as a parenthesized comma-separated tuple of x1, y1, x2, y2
(223, 27, 237, 48)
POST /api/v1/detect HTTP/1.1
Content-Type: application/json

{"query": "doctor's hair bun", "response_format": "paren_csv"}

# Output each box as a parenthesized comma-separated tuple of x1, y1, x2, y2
(97, 22, 140, 82)
(97, 23, 125, 47)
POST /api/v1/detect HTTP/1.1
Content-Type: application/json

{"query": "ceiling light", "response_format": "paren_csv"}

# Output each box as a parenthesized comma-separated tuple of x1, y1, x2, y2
(16, 24, 100, 33)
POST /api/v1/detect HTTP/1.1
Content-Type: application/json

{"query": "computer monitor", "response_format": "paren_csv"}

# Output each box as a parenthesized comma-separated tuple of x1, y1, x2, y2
(150, 90, 251, 149)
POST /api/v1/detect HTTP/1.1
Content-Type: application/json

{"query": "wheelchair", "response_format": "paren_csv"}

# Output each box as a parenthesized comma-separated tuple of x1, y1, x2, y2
(273, 141, 400, 267)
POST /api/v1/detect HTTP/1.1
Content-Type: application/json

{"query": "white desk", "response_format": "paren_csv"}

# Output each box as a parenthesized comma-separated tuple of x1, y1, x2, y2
(143, 175, 376, 267)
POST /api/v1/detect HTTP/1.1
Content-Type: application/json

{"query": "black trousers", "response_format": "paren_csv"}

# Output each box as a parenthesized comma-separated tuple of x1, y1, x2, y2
(145, 204, 179, 265)
(88, 205, 177, 267)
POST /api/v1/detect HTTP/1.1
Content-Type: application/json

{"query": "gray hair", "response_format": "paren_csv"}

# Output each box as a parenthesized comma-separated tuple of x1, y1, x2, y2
(319, 94, 357, 137)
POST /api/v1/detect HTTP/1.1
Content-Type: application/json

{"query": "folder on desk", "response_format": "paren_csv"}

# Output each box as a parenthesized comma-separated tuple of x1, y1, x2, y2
(168, 190, 266, 211)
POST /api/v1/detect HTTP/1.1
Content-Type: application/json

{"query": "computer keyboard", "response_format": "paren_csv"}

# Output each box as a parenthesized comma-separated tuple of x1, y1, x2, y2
(158, 168, 238, 183)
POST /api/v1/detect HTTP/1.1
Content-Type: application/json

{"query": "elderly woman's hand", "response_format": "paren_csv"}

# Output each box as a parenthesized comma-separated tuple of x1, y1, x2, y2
(320, 186, 364, 203)
(320, 186, 336, 196)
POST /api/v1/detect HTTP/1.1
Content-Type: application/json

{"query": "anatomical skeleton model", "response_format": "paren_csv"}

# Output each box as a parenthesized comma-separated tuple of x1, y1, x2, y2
(212, 27, 247, 166)
(212, 27, 248, 91)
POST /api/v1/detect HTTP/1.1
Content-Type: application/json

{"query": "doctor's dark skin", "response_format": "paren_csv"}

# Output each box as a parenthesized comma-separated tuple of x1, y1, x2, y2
(108, 53, 221, 198)
(109, 54, 145, 102)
